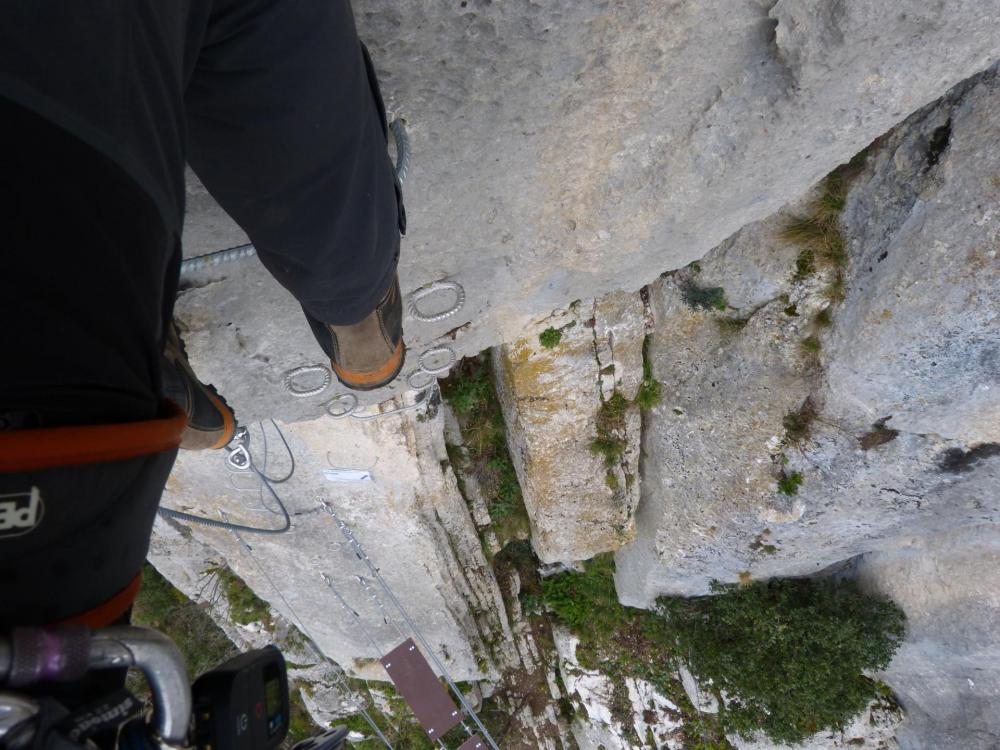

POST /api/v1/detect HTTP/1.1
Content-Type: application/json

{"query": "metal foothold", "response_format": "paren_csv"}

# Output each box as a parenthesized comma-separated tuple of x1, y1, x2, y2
(283, 365, 332, 398)
(417, 345, 457, 376)
(325, 392, 359, 419)
(407, 281, 466, 323)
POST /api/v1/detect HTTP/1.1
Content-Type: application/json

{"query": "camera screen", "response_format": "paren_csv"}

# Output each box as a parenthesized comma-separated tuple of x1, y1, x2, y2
(264, 665, 285, 737)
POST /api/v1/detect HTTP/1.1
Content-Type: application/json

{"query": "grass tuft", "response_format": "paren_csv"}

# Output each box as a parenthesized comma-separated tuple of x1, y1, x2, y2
(681, 281, 728, 311)
(777, 471, 804, 496)
(800, 335, 822, 355)
(635, 335, 663, 410)
(782, 398, 817, 445)
(441, 356, 526, 524)
(781, 160, 865, 280)
(539, 327, 562, 349)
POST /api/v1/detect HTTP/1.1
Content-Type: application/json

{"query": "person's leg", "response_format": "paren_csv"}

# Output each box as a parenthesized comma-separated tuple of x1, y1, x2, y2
(185, 0, 406, 389)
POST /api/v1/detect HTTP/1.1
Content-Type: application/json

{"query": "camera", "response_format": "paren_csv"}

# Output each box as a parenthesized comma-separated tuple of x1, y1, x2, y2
(0, 626, 348, 750)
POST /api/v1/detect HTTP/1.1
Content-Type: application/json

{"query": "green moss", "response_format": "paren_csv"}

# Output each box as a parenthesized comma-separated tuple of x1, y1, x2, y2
(801, 335, 822, 354)
(716, 316, 748, 335)
(681, 281, 728, 311)
(634, 337, 664, 410)
(539, 327, 562, 348)
(815, 307, 834, 327)
(777, 471, 804, 496)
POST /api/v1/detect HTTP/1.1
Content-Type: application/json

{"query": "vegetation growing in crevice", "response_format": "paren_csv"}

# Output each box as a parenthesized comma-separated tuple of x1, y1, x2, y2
(591, 391, 631, 488)
(781, 157, 868, 365)
(860, 417, 900, 450)
(777, 470, 804, 496)
(441, 355, 527, 528)
(210, 565, 274, 627)
(659, 579, 905, 744)
(782, 397, 817, 446)
(781, 164, 855, 282)
(635, 334, 663, 410)
(539, 326, 562, 348)
(541, 556, 905, 746)
(681, 281, 728, 311)
(132, 564, 317, 750)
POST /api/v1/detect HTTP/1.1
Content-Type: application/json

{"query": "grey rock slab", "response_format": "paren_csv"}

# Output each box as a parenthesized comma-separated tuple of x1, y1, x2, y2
(152, 402, 500, 683)
(178, 0, 1000, 423)
(822, 70, 1000, 443)
(853, 524, 1000, 750)
(614, 251, 819, 601)
(493, 291, 645, 563)
(616, 68, 1000, 603)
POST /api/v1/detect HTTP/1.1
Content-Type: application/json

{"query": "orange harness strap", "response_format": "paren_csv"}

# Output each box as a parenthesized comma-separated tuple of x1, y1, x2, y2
(0, 401, 186, 473)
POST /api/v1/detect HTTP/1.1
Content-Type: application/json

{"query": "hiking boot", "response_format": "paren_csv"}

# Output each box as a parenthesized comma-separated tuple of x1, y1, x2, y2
(161, 322, 237, 450)
(327, 275, 405, 391)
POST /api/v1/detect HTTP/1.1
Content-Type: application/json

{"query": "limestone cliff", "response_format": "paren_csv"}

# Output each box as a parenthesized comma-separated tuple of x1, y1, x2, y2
(156, 5, 1000, 749)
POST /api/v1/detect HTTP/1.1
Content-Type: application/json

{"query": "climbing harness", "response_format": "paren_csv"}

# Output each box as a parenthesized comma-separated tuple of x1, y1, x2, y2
(283, 364, 333, 398)
(407, 280, 466, 323)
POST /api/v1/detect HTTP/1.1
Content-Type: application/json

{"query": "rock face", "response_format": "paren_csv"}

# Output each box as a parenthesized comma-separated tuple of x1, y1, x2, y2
(177, 0, 1000, 424)
(494, 292, 646, 563)
(152, 400, 502, 683)
(160, 6, 1000, 747)
(615, 65, 1000, 603)
(853, 525, 1000, 750)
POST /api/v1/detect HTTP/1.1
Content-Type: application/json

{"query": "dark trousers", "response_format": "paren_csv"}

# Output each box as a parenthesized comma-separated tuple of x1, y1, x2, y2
(0, 1, 401, 636)
(1, 0, 402, 428)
